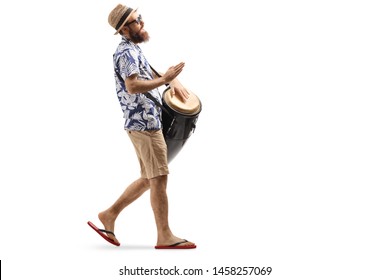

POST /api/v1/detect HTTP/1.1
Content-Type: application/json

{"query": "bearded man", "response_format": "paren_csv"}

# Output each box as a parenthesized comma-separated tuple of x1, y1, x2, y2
(87, 4, 196, 249)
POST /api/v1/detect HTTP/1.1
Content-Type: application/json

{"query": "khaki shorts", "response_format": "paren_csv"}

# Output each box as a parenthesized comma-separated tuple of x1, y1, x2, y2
(127, 129, 169, 179)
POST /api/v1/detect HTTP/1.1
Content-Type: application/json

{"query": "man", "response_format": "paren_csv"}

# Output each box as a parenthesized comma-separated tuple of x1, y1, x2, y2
(87, 4, 196, 249)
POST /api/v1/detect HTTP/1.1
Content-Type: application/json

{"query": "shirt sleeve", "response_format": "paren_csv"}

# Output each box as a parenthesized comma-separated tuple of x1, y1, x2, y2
(118, 48, 139, 81)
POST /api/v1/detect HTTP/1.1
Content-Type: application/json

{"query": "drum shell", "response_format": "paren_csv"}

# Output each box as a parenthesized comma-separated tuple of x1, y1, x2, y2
(162, 92, 201, 163)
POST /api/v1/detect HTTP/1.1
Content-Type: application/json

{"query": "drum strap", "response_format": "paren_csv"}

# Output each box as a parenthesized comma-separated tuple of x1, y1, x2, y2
(144, 91, 173, 118)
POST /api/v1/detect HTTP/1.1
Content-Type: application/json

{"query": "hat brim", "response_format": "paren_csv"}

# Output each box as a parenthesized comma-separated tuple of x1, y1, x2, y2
(114, 8, 138, 35)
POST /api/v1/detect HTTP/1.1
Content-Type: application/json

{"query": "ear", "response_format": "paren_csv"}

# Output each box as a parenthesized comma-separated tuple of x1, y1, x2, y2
(119, 28, 125, 36)
(118, 25, 128, 35)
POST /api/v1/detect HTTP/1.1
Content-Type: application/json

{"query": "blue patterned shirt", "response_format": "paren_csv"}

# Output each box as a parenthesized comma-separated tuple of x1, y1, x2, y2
(113, 37, 162, 131)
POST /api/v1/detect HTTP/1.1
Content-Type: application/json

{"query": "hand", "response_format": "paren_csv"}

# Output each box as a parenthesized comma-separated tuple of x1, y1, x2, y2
(169, 79, 190, 103)
(162, 62, 185, 84)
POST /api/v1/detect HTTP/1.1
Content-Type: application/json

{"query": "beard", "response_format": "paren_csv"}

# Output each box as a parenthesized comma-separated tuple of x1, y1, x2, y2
(129, 28, 150, 44)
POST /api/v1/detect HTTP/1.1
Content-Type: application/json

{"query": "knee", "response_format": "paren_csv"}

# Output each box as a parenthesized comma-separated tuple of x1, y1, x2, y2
(139, 178, 151, 190)
(149, 175, 168, 188)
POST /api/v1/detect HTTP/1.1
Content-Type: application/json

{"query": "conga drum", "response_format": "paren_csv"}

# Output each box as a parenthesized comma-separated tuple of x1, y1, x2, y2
(162, 88, 202, 163)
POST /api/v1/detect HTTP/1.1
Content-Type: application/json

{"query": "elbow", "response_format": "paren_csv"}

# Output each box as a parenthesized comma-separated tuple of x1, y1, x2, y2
(126, 85, 137, 94)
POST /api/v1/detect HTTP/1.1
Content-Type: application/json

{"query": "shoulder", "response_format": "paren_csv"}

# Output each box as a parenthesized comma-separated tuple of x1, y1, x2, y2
(117, 41, 140, 60)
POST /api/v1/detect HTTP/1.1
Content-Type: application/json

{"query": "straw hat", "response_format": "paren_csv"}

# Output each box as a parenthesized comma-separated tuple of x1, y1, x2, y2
(108, 4, 138, 35)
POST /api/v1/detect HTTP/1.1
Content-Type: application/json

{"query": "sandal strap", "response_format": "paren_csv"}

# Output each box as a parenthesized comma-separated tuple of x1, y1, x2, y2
(169, 239, 188, 247)
(99, 228, 115, 236)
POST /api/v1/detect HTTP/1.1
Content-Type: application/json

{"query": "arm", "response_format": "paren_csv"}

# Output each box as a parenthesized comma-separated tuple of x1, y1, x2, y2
(125, 74, 167, 94)
(125, 62, 185, 94)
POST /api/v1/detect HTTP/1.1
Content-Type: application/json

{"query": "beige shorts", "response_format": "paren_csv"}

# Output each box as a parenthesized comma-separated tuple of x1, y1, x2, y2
(127, 129, 169, 179)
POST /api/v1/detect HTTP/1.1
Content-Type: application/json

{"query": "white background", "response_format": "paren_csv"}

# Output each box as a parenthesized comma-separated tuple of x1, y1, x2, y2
(0, 0, 389, 279)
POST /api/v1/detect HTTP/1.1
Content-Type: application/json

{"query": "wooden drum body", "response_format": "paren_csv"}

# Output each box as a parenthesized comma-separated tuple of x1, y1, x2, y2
(162, 88, 202, 163)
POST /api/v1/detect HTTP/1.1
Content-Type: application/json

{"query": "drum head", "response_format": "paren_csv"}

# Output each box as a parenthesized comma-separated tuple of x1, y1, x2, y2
(163, 88, 201, 115)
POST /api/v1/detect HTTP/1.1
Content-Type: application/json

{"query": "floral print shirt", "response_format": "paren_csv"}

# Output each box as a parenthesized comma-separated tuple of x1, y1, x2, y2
(113, 37, 162, 130)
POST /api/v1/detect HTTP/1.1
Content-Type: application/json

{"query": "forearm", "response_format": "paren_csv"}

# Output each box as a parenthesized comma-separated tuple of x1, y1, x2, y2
(125, 76, 167, 94)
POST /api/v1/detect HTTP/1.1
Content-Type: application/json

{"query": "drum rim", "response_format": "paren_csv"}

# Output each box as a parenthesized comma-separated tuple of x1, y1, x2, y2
(162, 88, 202, 116)
(162, 97, 202, 117)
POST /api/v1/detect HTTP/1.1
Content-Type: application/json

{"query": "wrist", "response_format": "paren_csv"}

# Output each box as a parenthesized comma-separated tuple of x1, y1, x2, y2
(169, 79, 178, 86)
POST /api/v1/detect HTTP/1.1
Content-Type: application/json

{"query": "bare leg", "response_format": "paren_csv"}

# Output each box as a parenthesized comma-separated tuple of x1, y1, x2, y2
(150, 175, 195, 247)
(98, 177, 149, 244)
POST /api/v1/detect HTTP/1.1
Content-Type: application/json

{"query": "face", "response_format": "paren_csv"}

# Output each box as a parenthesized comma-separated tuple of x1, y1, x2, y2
(122, 12, 150, 43)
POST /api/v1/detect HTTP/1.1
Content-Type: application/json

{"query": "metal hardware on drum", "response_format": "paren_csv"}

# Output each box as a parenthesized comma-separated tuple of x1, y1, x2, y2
(166, 116, 176, 135)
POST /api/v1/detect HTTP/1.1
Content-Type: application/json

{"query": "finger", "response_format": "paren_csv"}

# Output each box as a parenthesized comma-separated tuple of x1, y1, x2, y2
(169, 87, 175, 98)
(177, 89, 188, 102)
(174, 67, 184, 76)
(183, 88, 190, 99)
(174, 69, 183, 78)
(175, 62, 185, 71)
(178, 88, 189, 99)
(181, 91, 188, 102)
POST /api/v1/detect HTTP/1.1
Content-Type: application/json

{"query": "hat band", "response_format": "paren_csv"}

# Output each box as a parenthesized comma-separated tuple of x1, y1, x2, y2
(115, 7, 133, 30)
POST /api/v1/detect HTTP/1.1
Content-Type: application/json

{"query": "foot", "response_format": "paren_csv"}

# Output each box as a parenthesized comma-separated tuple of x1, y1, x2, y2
(98, 211, 120, 245)
(156, 236, 196, 249)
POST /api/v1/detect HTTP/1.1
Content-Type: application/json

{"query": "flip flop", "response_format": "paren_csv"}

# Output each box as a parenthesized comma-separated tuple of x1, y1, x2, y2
(155, 239, 196, 249)
(87, 221, 120, 246)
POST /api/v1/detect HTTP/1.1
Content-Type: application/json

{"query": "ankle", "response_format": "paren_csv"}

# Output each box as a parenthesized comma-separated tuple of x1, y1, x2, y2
(157, 228, 174, 241)
(99, 209, 117, 222)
